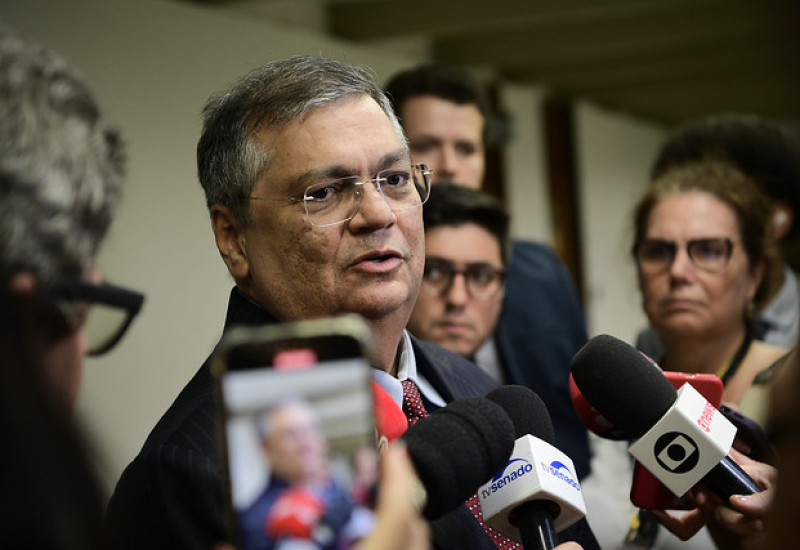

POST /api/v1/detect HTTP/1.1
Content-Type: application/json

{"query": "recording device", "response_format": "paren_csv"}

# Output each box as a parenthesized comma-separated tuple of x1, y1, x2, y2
(478, 385, 586, 549)
(371, 380, 407, 452)
(571, 334, 763, 504)
(399, 396, 516, 520)
(211, 315, 377, 550)
(630, 372, 722, 509)
(569, 373, 630, 441)
(574, 367, 721, 510)
(570, 370, 722, 442)
(571, 353, 773, 508)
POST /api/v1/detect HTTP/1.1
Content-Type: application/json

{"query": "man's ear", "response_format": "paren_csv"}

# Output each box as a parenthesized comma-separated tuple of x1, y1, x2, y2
(8, 271, 37, 298)
(771, 201, 794, 241)
(210, 204, 249, 283)
(748, 257, 766, 303)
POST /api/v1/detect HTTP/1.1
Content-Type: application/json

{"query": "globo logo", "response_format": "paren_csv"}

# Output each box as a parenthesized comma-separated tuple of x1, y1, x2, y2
(654, 432, 699, 473)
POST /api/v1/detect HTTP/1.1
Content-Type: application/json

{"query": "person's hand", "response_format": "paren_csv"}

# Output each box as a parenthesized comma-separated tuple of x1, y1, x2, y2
(356, 441, 430, 550)
(649, 449, 777, 548)
(648, 492, 715, 541)
(706, 449, 776, 549)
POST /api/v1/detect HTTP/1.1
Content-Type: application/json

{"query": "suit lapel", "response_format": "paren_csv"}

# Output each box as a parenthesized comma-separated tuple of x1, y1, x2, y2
(411, 336, 499, 402)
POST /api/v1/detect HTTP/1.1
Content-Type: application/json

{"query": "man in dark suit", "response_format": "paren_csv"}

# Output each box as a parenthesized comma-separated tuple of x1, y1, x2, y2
(406, 183, 510, 374)
(107, 55, 596, 550)
(385, 64, 591, 480)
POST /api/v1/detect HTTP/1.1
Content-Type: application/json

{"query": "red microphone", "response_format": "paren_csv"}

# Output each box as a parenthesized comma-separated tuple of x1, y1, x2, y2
(264, 486, 325, 540)
(371, 380, 408, 452)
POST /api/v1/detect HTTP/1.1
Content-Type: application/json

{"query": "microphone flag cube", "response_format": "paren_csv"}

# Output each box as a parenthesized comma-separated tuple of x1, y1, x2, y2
(629, 382, 736, 497)
(478, 435, 586, 542)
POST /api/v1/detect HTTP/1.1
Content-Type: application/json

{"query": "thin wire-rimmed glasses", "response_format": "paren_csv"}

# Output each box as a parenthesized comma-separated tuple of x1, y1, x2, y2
(250, 163, 432, 227)
(420, 258, 506, 300)
(633, 237, 734, 274)
(56, 280, 145, 356)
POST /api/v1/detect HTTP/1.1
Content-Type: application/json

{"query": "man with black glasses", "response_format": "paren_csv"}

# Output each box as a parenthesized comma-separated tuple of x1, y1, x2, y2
(407, 183, 509, 373)
(0, 25, 143, 412)
(0, 24, 143, 550)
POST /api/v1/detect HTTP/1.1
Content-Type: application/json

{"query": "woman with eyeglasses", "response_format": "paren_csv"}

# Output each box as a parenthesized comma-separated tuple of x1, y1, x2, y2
(621, 161, 790, 550)
(632, 161, 789, 422)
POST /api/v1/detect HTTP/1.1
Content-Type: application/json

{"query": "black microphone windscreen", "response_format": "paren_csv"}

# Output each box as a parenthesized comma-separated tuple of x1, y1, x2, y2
(402, 397, 514, 519)
(485, 385, 555, 445)
(570, 334, 677, 438)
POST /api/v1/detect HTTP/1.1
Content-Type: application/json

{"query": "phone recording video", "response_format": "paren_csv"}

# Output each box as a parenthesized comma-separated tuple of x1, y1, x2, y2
(212, 317, 377, 550)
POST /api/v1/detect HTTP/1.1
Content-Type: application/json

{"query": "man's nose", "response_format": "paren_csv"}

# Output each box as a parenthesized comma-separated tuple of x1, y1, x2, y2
(444, 272, 470, 305)
(437, 147, 459, 180)
(349, 179, 395, 227)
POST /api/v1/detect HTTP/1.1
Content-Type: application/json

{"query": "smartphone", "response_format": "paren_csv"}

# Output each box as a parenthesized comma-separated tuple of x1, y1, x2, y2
(211, 315, 378, 550)
(630, 372, 724, 510)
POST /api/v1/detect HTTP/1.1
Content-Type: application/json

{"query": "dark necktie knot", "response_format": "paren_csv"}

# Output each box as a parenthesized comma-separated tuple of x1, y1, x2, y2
(401, 379, 428, 425)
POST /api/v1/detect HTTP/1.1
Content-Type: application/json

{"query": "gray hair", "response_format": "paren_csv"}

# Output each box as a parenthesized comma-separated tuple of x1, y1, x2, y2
(0, 26, 125, 291)
(197, 55, 406, 224)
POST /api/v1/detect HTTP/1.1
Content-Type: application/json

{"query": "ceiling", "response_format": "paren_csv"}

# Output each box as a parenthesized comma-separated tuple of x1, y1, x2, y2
(187, 0, 800, 126)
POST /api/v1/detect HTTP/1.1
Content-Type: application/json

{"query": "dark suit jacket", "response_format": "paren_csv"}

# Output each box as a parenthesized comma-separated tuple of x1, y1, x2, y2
(107, 288, 597, 550)
(495, 240, 592, 480)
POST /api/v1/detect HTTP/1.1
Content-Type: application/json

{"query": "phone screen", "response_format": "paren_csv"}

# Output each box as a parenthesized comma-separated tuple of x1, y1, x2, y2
(213, 319, 377, 550)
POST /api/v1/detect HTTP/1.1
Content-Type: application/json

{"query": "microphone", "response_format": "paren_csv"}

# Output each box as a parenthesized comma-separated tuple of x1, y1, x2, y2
(478, 385, 586, 550)
(570, 368, 725, 442)
(570, 334, 763, 502)
(569, 373, 630, 440)
(399, 396, 516, 520)
(264, 485, 325, 541)
(370, 380, 408, 452)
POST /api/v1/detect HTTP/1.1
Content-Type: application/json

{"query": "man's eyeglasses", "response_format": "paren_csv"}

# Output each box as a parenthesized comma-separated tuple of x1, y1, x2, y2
(250, 163, 432, 227)
(633, 238, 734, 274)
(56, 280, 145, 356)
(420, 258, 506, 300)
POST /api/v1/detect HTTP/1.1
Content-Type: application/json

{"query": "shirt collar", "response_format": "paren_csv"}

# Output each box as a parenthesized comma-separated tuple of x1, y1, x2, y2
(371, 330, 446, 409)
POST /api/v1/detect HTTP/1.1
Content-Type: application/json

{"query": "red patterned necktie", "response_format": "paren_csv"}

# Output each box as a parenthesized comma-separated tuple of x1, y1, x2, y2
(400, 379, 520, 549)
(465, 494, 520, 549)
(401, 379, 429, 425)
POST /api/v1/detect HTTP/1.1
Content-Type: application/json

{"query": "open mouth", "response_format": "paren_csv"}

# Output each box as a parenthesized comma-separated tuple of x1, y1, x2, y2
(353, 250, 403, 273)
(367, 253, 396, 262)
(358, 250, 400, 263)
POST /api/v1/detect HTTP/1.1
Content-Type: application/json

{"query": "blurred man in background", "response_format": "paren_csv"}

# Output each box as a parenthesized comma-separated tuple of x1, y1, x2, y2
(407, 183, 509, 374)
(386, 64, 591, 479)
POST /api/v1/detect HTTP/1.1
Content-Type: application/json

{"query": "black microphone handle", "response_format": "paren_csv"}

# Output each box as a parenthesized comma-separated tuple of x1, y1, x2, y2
(701, 455, 763, 501)
(510, 501, 558, 550)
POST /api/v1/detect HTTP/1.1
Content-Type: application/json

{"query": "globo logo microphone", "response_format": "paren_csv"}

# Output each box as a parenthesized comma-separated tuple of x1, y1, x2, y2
(478, 434, 586, 543)
(629, 382, 737, 497)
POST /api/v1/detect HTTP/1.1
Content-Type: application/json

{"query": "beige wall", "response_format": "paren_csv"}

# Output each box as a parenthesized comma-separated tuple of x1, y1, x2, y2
(575, 102, 665, 341)
(1, 0, 665, 495)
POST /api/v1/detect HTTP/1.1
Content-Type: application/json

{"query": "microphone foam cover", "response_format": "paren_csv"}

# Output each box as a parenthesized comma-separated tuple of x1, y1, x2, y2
(570, 334, 677, 438)
(485, 385, 555, 445)
(402, 397, 514, 519)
